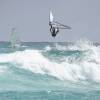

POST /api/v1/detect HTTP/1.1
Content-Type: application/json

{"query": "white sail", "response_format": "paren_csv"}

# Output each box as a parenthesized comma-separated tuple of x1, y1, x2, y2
(49, 11, 71, 29)
(49, 11, 54, 22)
(10, 28, 21, 48)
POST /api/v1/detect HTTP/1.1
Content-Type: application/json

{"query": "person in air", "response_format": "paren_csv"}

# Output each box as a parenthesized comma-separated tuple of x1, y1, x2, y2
(49, 22, 59, 37)
(49, 11, 71, 37)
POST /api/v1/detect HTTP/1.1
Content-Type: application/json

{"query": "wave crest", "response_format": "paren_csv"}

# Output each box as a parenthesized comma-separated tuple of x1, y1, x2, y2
(0, 40, 100, 83)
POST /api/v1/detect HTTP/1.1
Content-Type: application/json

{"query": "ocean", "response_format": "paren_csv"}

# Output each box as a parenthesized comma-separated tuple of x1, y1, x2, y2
(0, 39, 100, 100)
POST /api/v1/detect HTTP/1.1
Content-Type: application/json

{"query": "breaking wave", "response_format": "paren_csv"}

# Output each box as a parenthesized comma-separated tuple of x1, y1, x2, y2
(0, 39, 100, 84)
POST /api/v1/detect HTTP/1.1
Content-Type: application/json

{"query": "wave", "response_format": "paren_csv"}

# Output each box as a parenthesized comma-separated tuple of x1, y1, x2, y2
(44, 39, 99, 51)
(0, 41, 100, 84)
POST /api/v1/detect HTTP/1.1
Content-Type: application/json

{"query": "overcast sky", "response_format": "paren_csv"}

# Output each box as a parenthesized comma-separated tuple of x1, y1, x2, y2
(0, 0, 100, 42)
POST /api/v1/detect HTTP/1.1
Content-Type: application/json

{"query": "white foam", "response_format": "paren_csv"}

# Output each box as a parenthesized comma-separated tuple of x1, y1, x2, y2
(44, 39, 95, 52)
(44, 45, 52, 51)
(0, 44, 100, 83)
(54, 43, 67, 51)
(67, 38, 95, 51)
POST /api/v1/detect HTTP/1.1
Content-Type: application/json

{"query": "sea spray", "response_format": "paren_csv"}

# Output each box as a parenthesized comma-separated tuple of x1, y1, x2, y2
(0, 40, 100, 99)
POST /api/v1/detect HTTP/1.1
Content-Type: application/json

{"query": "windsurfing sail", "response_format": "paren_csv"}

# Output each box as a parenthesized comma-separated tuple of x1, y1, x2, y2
(49, 11, 71, 29)
(10, 28, 21, 48)
(49, 11, 54, 22)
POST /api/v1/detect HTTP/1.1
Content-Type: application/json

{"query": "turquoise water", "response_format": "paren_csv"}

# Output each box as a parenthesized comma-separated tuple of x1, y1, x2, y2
(0, 40, 100, 100)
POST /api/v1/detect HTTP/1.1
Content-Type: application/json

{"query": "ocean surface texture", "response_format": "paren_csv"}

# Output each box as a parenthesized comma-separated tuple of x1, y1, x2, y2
(0, 40, 100, 100)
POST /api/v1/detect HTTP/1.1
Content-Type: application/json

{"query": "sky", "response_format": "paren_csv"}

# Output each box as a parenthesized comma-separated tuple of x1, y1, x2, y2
(0, 0, 100, 42)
